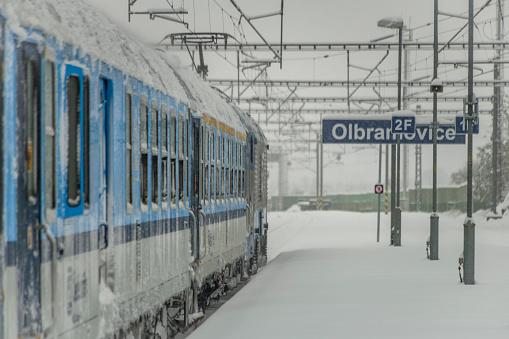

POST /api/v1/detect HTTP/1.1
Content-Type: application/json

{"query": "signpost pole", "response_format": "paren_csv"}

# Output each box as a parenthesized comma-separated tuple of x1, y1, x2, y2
(430, 0, 440, 260)
(377, 144, 382, 242)
(463, 0, 475, 285)
(393, 26, 403, 247)
(385, 145, 389, 215)
(391, 144, 396, 245)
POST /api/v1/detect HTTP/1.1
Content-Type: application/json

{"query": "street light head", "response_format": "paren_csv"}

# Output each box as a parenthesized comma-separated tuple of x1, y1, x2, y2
(430, 78, 443, 93)
(377, 17, 404, 29)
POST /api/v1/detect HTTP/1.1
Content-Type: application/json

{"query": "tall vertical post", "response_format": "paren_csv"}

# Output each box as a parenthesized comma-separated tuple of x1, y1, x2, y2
(415, 145, 422, 210)
(279, 0, 284, 69)
(402, 27, 411, 210)
(237, 51, 240, 104)
(320, 114, 323, 210)
(492, 0, 503, 214)
(316, 138, 320, 200)
(347, 51, 351, 114)
(391, 144, 396, 245)
(463, 0, 475, 285)
(377, 144, 382, 242)
(278, 154, 284, 211)
(415, 105, 422, 212)
(320, 130, 324, 209)
(429, 0, 439, 260)
(393, 26, 403, 247)
(385, 144, 389, 215)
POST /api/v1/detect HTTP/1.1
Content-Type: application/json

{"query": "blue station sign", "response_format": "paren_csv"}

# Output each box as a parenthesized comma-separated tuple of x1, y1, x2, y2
(455, 116, 479, 134)
(392, 115, 415, 134)
(322, 114, 466, 145)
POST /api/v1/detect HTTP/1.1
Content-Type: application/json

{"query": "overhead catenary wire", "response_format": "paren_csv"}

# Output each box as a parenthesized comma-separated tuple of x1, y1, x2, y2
(149, 0, 507, 152)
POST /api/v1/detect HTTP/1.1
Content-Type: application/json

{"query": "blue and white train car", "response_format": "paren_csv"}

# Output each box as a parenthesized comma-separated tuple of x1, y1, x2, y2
(0, 0, 269, 338)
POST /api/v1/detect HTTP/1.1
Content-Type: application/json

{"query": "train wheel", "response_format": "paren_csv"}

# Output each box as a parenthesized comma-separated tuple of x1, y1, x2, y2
(260, 236, 268, 267)
(250, 239, 259, 275)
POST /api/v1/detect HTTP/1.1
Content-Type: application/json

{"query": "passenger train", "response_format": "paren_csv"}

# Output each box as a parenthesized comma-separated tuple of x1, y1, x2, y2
(0, 0, 269, 338)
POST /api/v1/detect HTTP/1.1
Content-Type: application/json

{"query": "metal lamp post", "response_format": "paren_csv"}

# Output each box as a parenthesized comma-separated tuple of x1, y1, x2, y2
(429, 0, 440, 261)
(377, 17, 403, 246)
(463, 0, 476, 285)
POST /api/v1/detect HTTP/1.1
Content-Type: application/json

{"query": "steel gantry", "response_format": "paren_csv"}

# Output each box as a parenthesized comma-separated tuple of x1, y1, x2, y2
(157, 41, 509, 52)
(208, 79, 509, 88)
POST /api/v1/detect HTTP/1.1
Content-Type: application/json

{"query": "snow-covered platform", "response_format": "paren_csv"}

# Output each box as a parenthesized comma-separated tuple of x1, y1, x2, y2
(189, 210, 509, 339)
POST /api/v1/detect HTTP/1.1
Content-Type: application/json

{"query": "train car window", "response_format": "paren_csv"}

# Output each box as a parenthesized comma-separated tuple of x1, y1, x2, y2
(216, 133, 221, 204)
(200, 123, 205, 206)
(185, 116, 189, 208)
(161, 105, 168, 209)
(224, 136, 228, 202)
(205, 125, 210, 205)
(67, 75, 81, 206)
(226, 136, 229, 202)
(232, 139, 236, 201)
(210, 130, 215, 204)
(242, 142, 246, 200)
(223, 133, 227, 203)
(140, 97, 149, 208)
(151, 101, 159, 209)
(251, 138, 254, 165)
(178, 116, 184, 207)
(227, 136, 231, 203)
(220, 134, 224, 201)
(233, 138, 236, 201)
(222, 135, 225, 203)
(225, 135, 228, 202)
(83, 76, 90, 209)
(26, 58, 41, 205)
(205, 125, 212, 203)
(170, 110, 177, 156)
(201, 124, 205, 205)
(236, 139, 239, 200)
(125, 91, 133, 211)
(170, 108, 176, 207)
(237, 140, 241, 201)
(44, 61, 56, 221)
(237, 141, 241, 200)
(237, 139, 240, 200)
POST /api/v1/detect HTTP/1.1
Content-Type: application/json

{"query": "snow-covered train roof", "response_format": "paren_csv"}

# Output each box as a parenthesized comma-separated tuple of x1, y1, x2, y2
(0, 0, 246, 134)
(231, 105, 268, 145)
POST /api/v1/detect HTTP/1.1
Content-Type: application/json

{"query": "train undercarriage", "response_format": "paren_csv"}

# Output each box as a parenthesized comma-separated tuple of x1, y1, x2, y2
(111, 236, 268, 339)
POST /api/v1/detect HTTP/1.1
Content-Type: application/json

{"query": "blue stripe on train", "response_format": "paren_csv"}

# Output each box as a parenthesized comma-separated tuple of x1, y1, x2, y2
(5, 207, 247, 266)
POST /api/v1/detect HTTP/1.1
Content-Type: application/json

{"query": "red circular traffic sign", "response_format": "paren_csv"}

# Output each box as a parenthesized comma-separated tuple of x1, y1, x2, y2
(374, 184, 384, 194)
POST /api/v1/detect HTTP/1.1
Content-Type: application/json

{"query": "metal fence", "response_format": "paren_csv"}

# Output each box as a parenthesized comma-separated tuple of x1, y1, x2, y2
(270, 185, 488, 213)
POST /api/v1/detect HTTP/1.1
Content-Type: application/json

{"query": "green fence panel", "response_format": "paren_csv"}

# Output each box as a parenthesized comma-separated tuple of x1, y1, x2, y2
(270, 185, 487, 213)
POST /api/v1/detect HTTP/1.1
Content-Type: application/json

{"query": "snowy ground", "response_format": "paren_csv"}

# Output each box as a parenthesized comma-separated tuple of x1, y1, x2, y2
(188, 208, 509, 339)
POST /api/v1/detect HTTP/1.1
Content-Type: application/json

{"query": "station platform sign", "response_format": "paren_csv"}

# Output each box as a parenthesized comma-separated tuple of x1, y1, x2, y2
(322, 112, 467, 144)
(455, 116, 479, 134)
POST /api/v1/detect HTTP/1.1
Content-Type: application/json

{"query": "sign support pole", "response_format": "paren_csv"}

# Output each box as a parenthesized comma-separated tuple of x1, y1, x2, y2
(377, 144, 382, 242)
(463, 0, 475, 285)
(391, 144, 396, 245)
(393, 26, 403, 247)
(430, 0, 440, 260)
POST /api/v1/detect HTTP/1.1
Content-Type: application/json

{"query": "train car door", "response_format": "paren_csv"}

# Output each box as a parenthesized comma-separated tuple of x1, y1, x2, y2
(190, 115, 201, 261)
(16, 42, 42, 336)
(98, 79, 110, 233)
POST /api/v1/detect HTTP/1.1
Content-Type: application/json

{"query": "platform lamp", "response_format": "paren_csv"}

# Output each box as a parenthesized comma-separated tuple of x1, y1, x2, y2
(377, 17, 403, 246)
